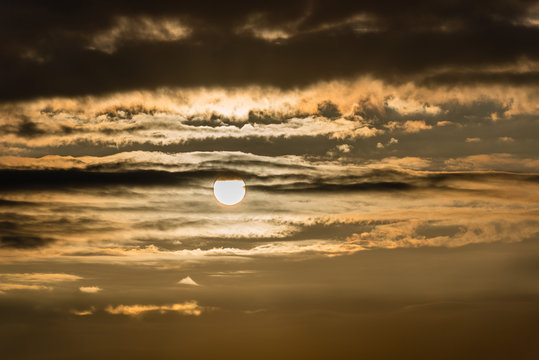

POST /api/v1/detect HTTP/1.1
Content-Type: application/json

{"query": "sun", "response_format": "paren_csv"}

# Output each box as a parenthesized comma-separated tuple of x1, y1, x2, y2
(213, 178, 246, 205)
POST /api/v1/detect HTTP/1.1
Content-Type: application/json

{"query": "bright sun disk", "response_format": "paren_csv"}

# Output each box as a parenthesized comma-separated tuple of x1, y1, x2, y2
(213, 178, 246, 205)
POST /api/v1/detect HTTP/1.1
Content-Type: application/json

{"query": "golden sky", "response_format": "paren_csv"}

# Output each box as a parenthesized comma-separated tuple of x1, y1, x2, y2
(1, 1, 538, 359)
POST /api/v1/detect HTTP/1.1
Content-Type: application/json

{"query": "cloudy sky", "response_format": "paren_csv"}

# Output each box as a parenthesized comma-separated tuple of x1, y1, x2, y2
(1, 1, 538, 359)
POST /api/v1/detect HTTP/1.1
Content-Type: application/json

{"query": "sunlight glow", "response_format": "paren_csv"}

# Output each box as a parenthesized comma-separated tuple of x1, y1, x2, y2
(213, 179, 246, 205)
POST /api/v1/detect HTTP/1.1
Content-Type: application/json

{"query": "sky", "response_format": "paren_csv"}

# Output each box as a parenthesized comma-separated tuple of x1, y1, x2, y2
(0, 1, 538, 359)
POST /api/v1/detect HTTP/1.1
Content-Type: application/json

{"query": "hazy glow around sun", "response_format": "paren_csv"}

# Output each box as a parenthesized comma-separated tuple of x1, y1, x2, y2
(213, 179, 246, 205)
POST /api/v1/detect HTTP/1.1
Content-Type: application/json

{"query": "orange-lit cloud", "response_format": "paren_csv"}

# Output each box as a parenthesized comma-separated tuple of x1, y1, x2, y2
(88, 16, 192, 54)
(79, 286, 102, 293)
(105, 301, 203, 316)
(0, 273, 82, 294)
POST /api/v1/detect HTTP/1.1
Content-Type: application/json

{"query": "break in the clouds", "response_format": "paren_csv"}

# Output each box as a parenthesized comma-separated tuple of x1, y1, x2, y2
(1, 2, 538, 359)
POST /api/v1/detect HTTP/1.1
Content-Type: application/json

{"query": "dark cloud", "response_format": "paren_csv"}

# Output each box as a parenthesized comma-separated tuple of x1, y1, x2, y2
(251, 180, 416, 193)
(0, 169, 206, 191)
(0, 235, 55, 249)
(182, 111, 296, 128)
(317, 101, 341, 119)
(425, 171, 539, 183)
(0, 0, 537, 100)
(419, 70, 539, 87)
(0, 199, 34, 207)
(16, 118, 46, 138)
(0, 117, 46, 138)
(1, 167, 537, 194)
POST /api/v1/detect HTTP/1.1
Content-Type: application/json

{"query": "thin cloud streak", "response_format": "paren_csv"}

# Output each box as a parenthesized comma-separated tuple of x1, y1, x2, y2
(105, 301, 203, 316)
(79, 286, 102, 293)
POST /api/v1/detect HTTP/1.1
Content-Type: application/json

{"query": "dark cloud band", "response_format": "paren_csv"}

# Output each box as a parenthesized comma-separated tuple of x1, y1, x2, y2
(0, 0, 538, 100)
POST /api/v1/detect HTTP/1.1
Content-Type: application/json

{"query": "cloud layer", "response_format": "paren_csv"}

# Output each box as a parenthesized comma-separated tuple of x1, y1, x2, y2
(1, 1, 538, 100)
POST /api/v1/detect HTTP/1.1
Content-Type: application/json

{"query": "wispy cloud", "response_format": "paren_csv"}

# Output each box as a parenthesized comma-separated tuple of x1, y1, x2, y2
(0, 283, 51, 293)
(0, 273, 82, 294)
(445, 153, 539, 171)
(105, 301, 203, 316)
(70, 307, 96, 316)
(79, 286, 102, 293)
(88, 16, 192, 54)
(0, 273, 82, 283)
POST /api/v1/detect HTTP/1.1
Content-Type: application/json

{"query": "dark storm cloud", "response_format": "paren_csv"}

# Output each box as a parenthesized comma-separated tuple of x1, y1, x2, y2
(0, 0, 538, 100)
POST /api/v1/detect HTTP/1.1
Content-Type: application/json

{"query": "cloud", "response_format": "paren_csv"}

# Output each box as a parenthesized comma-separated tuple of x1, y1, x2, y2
(337, 144, 351, 153)
(401, 120, 433, 133)
(88, 16, 191, 54)
(384, 120, 433, 134)
(377, 137, 399, 149)
(0, 273, 82, 294)
(207, 270, 256, 277)
(0, 154, 537, 266)
(317, 101, 342, 119)
(0, 168, 194, 191)
(346, 217, 539, 250)
(16, 119, 45, 138)
(105, 301, 203, 316)
(79, 286, 102, 293)
(445, 153, 539, 171)
(0, 78, 536, 162)
(385, 97, 441, 116)
(70, 307, 95, 316)
(498, 136, 515, 143)
(178, 276, 199, 286)
(0, 273, 82, 283)
(0, 283, 51, 293)
(372, 156, 431, 170)
(0, 151, 436, 193)
(0, 235, 55, 249)
(1, 1, 537, 100)
(465, 137, 481, 143)
(437, 121, 456, 127)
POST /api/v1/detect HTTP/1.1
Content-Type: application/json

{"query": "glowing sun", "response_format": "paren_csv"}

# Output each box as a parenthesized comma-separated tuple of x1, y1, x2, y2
(213, 178, 246, 205)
